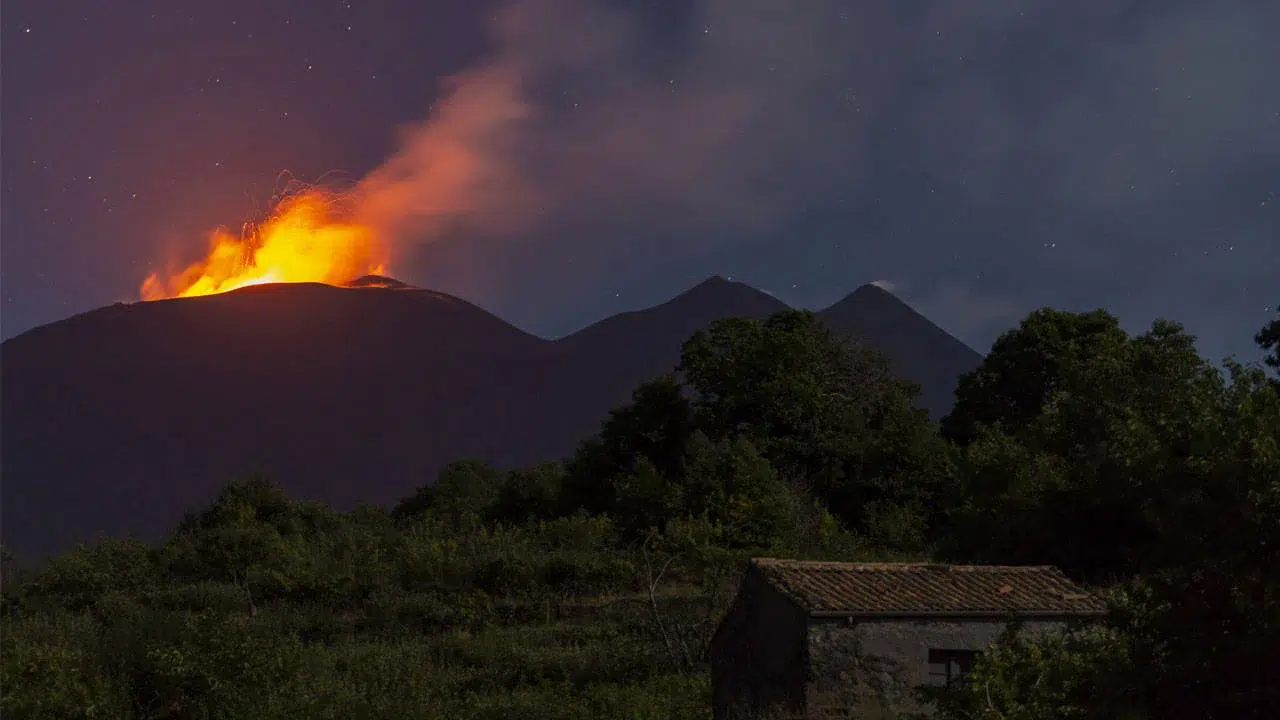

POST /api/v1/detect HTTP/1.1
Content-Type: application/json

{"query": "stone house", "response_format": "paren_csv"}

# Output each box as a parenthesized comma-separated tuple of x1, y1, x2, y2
(709, 559, 1108, 719)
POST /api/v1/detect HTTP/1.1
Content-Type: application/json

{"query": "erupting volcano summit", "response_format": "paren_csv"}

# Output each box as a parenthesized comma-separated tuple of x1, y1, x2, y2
(140, 189, 391, 301)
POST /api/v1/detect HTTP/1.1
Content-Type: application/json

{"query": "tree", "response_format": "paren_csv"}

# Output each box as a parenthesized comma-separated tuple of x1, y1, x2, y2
(679, 311, 910, 461)
(610, 456, 685, 539)
(391, 460, 503, 525)
(941, 318, 1227, 581)
(680, 310, 951, 545)
(1257, 304, 1279, 389)
(939, 314, 1280, 718)
(939, 428, 1068, 567)
(1115, 361, 1280, 719)
(14, 538, 159, 613)
(596, 375, 696, 483)
(161, 474, 299, 610)
(941, 308, 1128, 446)
(711, 436, 795, 550)
(560, 310, 949, 548)
(561, 375, 695, 518)
(490, 462, 565, 525)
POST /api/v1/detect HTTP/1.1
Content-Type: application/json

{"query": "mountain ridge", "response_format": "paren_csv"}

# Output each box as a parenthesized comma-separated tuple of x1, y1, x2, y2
(1, 276, 982, 558)
(7, 275, 969, 349)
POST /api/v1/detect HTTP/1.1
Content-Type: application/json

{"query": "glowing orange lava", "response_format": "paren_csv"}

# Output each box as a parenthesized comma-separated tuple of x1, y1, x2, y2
(140, 190, 389, 300)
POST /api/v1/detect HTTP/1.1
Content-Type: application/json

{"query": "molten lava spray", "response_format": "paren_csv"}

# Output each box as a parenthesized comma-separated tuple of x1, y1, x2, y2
(141, 0, 820, 303)
(140, 188, 389, 300)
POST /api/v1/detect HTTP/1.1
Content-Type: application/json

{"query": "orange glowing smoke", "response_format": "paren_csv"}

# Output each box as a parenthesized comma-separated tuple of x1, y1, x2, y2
(140, 189, 389, 300)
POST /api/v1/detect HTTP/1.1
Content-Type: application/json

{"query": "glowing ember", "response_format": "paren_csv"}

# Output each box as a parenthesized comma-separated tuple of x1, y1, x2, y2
(140, 189, 389, 300)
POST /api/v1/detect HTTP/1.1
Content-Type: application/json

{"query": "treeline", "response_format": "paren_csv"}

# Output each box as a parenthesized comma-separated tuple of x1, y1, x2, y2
(2, 306, 1277, 719)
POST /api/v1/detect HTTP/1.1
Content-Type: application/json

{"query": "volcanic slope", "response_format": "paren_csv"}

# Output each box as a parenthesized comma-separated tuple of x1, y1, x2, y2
(0, 276, 981, 558)
(817, 283, 986, 423)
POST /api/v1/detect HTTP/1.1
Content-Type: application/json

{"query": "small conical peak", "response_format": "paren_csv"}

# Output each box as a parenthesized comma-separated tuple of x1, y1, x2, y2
(688, 274, 733, 291)
(820, 281, 907, 311)
(849, 282, 898, 300)
(676, 274, 752, 297)
(343, 274, 416, 290)
(663, 274, 782, 310)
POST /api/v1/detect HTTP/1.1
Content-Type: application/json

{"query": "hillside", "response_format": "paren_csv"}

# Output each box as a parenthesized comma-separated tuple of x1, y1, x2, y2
(0, 277, 979, 558)
(817, 284, 985, 423)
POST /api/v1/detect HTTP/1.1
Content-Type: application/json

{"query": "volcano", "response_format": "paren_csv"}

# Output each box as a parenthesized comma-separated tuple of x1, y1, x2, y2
(0, 277, 981, 558)
(343, 274, 417, 289)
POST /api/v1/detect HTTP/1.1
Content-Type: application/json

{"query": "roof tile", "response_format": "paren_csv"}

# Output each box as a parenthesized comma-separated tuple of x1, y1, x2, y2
(751, 559, 1108, 616)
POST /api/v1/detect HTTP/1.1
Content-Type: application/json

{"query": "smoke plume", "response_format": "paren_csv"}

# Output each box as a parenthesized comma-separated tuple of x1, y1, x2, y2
(346, 0, 1278, 350)
(348, 0, 879, 258)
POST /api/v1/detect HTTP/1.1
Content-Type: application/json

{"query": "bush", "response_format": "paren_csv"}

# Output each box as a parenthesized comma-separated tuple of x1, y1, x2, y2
(540, 552, 635, 596)
(924, 623, 1139, 720)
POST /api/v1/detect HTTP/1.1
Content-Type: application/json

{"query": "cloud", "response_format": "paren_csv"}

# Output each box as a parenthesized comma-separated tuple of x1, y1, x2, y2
(352, 0, 879, 256)
(341, 0, 1278, 344)
(907, 2, 1280, 215)
(870, 279, 897, 293)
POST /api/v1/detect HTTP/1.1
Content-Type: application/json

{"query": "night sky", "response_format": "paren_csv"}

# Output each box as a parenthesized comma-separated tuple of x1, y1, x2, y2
(2, 0, 1277, 362)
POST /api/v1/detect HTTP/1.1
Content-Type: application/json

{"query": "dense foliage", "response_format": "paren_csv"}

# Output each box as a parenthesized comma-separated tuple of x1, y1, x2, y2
(931, 307, 1280, 720)
(3, 307, 1277, 719)
(1258, 302, 1280, 389)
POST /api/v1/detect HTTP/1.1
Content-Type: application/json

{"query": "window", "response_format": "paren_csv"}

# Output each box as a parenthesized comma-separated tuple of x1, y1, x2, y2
(927, 649, 981, 687)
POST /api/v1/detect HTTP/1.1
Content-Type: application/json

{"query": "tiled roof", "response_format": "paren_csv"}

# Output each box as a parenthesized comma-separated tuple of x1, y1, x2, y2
(751, 558, 1108, 617)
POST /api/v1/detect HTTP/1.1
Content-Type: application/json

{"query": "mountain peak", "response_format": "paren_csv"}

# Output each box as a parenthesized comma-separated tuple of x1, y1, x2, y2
(694, 274, 732, 287)
(344, 274, 416, 290)
(3, 274, 982, 558)
(667, 275, 767, 306)
(678, 274, 734, 294)
(556, 275, 788, 354)
(837, 282, 902, 305)
(821, 281, 960, 342)
(818, 283, 982, 420)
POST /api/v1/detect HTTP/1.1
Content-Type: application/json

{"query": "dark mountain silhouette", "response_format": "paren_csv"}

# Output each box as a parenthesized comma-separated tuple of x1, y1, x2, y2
(817, 284, 985, 422)
(1, 277, 980, 559)
(507, 276, 792, 467)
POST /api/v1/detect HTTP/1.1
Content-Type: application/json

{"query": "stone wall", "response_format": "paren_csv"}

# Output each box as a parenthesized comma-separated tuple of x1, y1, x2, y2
(711, 568, 811, 720)
(805, 617, 1074, 718)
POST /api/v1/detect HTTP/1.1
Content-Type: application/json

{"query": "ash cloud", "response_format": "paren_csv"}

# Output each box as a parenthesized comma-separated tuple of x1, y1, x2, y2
(351, 0, 1279, 355)
(353, 0, 873, 249)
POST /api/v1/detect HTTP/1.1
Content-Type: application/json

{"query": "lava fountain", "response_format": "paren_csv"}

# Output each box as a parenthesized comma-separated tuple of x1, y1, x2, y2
(140, 187, 390, 300)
